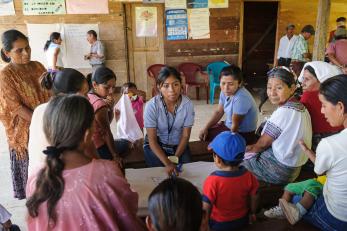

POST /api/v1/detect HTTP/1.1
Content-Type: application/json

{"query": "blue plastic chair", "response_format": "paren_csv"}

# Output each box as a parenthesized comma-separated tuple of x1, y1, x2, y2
(206, 61, 230, 104)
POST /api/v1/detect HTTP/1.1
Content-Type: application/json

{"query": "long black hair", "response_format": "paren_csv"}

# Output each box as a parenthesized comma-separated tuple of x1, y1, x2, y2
(44, 32, 61, 51)
(26, 95, 94, 226)
(1, 29, 28, 63)
(40, 68, 86, 95)
(320, 75, 347, 113)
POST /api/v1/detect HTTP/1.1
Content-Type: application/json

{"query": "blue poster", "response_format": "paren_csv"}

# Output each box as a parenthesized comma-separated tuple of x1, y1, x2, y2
(187, 0, 208, 8)
(166, 9, 188, 41)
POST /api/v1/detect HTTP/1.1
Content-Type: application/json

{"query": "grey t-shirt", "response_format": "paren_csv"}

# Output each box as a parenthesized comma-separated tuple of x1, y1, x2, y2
(90, 40, 105, 65)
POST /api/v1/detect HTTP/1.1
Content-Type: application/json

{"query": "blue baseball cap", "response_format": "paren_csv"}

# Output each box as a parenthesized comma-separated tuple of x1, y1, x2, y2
(208, 132, 246, 161)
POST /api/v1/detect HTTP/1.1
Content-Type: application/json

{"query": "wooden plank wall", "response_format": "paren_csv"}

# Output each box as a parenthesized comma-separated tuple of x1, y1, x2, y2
(0, 0, 129, 85)
(165, 0, 241, 68)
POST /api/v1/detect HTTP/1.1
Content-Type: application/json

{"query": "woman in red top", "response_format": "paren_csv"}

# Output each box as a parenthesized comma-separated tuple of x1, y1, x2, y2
(299, 61, 343, 151)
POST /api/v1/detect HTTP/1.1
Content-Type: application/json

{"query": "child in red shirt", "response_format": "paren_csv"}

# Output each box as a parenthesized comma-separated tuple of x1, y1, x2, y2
(202, 132, 259, 231)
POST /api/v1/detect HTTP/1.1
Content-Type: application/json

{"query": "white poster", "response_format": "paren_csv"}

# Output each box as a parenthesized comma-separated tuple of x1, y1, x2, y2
(135, 7, 157, 37)
(27, 23, 99, 69)
(188, 8, 210, 39)
(0, 0, 15, 16)
(27, 24, 63, 67)
(63, 24, 99, 68)
(165, 0, 186, 9)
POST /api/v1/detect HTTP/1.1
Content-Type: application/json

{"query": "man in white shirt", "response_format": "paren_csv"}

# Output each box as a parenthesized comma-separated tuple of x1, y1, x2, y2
(277, 24, 297, 67)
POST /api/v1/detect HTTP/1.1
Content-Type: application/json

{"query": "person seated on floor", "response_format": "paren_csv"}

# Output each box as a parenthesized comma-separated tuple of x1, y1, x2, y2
(298, 61, 343, 152)
(199, 65, 258, 145)
(146, 177, 208, 231)
(26, 95, 146, 231)
(202, 132, 259, 231)
(88, 67, 128, 161)
(243, 67, 312, 185)
(28, 68, 91, 176)
(282, 75, 347, 230)
(0, 204, 20, 231)
(264, 175, 326, 224)
(143, 66, 195, 175)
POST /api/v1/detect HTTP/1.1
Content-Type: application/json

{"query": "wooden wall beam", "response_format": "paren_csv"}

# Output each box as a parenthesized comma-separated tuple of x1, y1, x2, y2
(312, 0, 331, 61)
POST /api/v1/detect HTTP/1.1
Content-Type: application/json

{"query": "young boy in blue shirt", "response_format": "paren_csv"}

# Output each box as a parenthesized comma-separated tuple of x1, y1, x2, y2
(202, 131, 259, 231)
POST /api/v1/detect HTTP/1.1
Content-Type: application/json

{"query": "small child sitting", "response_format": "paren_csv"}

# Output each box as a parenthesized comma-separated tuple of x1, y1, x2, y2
(202, 131, 259, 231)
(146, 177, 208, 231)
(264, 175, 326, 225)
(120, 82, 146, 131)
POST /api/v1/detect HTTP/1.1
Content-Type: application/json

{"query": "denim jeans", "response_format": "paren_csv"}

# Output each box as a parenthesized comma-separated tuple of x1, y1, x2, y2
(302, 195, 347, 231)
(143, 143, 191, 167)
(97, 139, 130, 160)
(209, 215, 248, 231)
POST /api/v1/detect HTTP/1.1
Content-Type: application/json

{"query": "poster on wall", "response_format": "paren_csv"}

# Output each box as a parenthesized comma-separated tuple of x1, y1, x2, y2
(165, 0, 186, 9)
(188, 8, 210, 39)
(166, 9, 188, 41)
(208, 0, 228, 8)
(187, 0, 208, 9)
(0, 0, 15, 16)
(143, 0, 164, 3)
(66, 0, 108, 14)
(135, 7, 157, 37)
(23, 0, 66, 15)
(63, 24, 99, 68)
(27, 24, 63, 67)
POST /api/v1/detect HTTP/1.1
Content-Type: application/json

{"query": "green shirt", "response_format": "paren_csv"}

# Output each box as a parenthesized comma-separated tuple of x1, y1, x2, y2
(291, 34, 308, 61)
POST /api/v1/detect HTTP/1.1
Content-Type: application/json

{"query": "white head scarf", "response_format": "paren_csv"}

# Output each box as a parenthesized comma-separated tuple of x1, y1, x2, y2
(298, 61, 342, 83)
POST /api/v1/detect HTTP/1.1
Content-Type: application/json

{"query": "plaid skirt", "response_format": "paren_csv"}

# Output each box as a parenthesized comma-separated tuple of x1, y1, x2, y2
(242, 148, 301, 185)
(10, 149, 28, 199)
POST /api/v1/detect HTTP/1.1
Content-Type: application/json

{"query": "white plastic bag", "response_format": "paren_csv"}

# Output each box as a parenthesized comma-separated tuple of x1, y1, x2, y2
(114, 94, 143, 142)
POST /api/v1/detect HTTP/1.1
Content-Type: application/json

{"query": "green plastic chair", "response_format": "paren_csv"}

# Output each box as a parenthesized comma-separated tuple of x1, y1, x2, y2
(207, 61, 229, 104)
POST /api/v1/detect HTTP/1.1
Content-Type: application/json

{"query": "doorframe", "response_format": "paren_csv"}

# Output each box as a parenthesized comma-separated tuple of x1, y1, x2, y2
(238, 0, 280, 68)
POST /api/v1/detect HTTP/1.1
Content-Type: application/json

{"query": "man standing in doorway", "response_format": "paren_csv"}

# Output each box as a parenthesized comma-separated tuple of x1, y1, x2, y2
(290, 24, 315, 77)
(277, 24, 297, 67)
(85, 30, 105, 71)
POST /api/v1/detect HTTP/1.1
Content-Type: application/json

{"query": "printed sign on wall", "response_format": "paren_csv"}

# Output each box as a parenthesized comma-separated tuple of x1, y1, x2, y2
(166, 9, 188, 41)
(23, 0, 66, 15)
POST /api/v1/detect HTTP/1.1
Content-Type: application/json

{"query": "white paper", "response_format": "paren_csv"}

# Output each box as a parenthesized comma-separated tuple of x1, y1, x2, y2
(188, 8, 210, 39)
(126, 161, 218, 216)
(165, 0, 187, 9)
(0, 0, 15, 16)
(63, 24, 99, 68)
(27, 24, 63, 67)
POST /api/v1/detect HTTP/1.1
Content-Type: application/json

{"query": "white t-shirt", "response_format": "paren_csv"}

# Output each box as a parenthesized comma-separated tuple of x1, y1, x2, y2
(28, 103, 49, 176)
(277, 34, 298, 59)
(315, 128, 347, 222)
(262, 100, 312, 167)
(45, 43, 64, 68)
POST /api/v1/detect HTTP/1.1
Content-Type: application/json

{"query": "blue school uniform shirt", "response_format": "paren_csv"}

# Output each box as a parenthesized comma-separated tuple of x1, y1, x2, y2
(219, 87, 258, 132)
(144, 95, 195, 145)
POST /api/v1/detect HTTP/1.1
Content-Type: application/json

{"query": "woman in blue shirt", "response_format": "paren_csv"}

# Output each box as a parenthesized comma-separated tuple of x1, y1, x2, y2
(144, 66, 195, 175)
(199, 65, 258, 144)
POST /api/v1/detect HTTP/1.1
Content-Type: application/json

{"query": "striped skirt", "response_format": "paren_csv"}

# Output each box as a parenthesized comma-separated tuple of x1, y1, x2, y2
(10, 149, 28, 200)
(242, 148, 301, 185)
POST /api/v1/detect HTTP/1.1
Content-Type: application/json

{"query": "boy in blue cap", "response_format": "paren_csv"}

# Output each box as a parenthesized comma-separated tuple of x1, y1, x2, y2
(202, 131, 259, 231)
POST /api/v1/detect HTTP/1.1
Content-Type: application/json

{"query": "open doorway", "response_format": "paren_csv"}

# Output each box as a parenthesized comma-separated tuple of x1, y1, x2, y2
(242, 1, 278, 89)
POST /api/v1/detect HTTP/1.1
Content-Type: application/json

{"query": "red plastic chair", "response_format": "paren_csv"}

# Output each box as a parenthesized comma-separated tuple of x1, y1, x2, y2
(178, 62, 209, 104)
(147, 64, 165, 97)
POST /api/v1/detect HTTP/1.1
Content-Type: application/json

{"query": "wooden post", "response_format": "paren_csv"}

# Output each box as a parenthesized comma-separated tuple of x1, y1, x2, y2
(312, 0, 331, 61)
